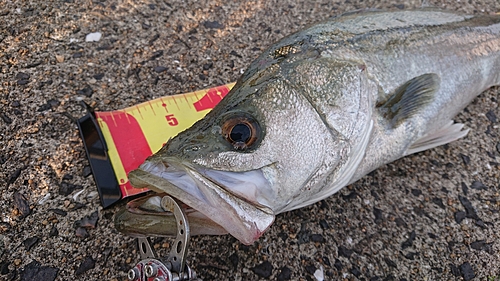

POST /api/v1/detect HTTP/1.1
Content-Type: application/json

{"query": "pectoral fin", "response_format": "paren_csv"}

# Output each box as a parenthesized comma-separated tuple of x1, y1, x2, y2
(378, 73, 440, 127)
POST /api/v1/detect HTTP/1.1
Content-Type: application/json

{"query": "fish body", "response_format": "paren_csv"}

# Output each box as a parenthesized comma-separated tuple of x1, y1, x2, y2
(115, 10, 500, 244)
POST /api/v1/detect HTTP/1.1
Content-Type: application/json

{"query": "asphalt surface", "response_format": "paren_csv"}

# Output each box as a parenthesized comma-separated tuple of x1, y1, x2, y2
(1, 0, 499, 280)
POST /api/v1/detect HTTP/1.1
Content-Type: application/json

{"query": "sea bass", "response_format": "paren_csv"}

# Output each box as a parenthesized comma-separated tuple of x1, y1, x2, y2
(115, 10, 500, 245)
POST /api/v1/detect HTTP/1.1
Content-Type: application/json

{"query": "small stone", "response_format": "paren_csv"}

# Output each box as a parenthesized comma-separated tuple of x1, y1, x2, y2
(75, 227, 89, 238)
(203, 20, 224, 29)
(58, 182, 83, 196)
(401, 230, 416, 249)
(459, 196, 480, 220)
(49, 226, 58, 237)
(384, 258, 397, 268)
(450, 264, 461, 276)
(496, 142, 500, 154)
(228, 253, 238, 268)
(76, 85, 93, 97)
(93, 73, 104, 80)
(277, 266, 292, 281)
(310, 234, 324, 243)
(55, 55, 64, 63)
(432, 197, 445, 209)
(337, 245, 353, 258)
(404, 252, 418, 260)
(82, 166, 92, 177)
(85, 32, 102, 42)
(42, 220, 48, 226)
(14, 192, 31, 219)
(470, 240, 492, 252)
(75, 256, 95, 275)
(74, 211, 99, 229)
(411, 189, 422, 196)
(49, 209, 67, 216)
(305, 264, 316, 275)
(16, 72, 29, 80)
(23, 237, 39, 251)
(72, 52, 83, 58)
(373, 207, 383, 224)
(202, 62, 213, 70)
(252, 261, 273, 278)
(461, 182, 468, 195)
(351, 266, 361, 278)
(0, 261, 9, 275)
(20, 261, 58, 281)
(319, 219, 330, 230)
(0, 113, 12, 124)
(153, 66, 168, 73)
(470, 181, 487, 190)
(14, 259, 21, 266)
(460, 154, 470, 165)
(460, 262, 475, 281)
(150, 50, 164, 60)
(7, 168, 22, 186)
(485, 110, 497, 123)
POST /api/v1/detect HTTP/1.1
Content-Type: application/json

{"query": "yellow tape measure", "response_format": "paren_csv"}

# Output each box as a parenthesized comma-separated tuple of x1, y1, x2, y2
(92, 83, 235, 200)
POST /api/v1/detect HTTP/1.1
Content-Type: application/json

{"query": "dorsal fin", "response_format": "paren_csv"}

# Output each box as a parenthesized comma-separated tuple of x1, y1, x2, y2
(378, 73, 440, 127)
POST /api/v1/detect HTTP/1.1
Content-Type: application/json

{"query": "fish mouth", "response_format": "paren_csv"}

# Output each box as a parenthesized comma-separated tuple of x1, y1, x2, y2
(127, 158, 276, 245)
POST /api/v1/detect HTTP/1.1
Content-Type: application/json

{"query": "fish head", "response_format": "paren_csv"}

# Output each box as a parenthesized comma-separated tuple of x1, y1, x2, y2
(128, 41, 374, 244)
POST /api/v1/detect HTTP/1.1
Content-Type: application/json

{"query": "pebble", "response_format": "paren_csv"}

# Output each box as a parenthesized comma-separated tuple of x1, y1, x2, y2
(0, 261, 9, 275)
(460, 154, 470, 165)
(203, 20, 224, 29)
(74, 211, 99, 229)
(460, 262, 475, 281)
(7, 168, 22, 186)
(76, 85, 93, 97)
(458, 196, 480, 220)
(14, 259, 21, 266)
(49, 209, 67, 216)
(49, 226, 58, 237)
(13, 192, 31, 219)
(75, 256, 95, 275)
(485, 110, 497, 123)
(85, 32, 102, 42)
(23, 237, 39, 251)
(55, 55, 64, 63)
(305, 264, 316, 274)
(310, 234, 324, 243)
(454, 211, 466, 224)
(338, 246, 353, 258)
(470, 240, 492, 253)
(20, 261, 58, 281)
(470, 181, 487, 190)
(277, 266, 292, 281)
(252, 261, 273, 278)
(228, 253, 238, 268)
(154, 66, 168, 73)
(373, 207, 383, 224)
(82, 166, 92, 177)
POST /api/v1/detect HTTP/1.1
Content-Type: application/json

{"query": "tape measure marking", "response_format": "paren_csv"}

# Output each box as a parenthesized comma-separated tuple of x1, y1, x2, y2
(95, 83, 235, 198)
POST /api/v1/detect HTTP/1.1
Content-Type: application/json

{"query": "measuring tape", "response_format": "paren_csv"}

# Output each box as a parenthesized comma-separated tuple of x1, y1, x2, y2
(78, 83, 235, 207)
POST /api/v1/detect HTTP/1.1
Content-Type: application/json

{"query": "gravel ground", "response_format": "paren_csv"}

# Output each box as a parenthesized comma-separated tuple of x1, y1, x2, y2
(1, 0, 500, 280)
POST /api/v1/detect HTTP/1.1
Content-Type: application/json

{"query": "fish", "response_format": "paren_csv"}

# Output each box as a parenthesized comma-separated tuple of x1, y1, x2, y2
(115, 9, 500, 245)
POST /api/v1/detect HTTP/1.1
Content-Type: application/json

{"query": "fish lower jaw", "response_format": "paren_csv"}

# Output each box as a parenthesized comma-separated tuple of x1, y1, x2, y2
(128, 161, 276, 244)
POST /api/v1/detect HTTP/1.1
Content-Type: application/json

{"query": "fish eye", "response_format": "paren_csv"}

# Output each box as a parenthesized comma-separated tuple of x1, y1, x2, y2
(221, 115, 261, 150)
